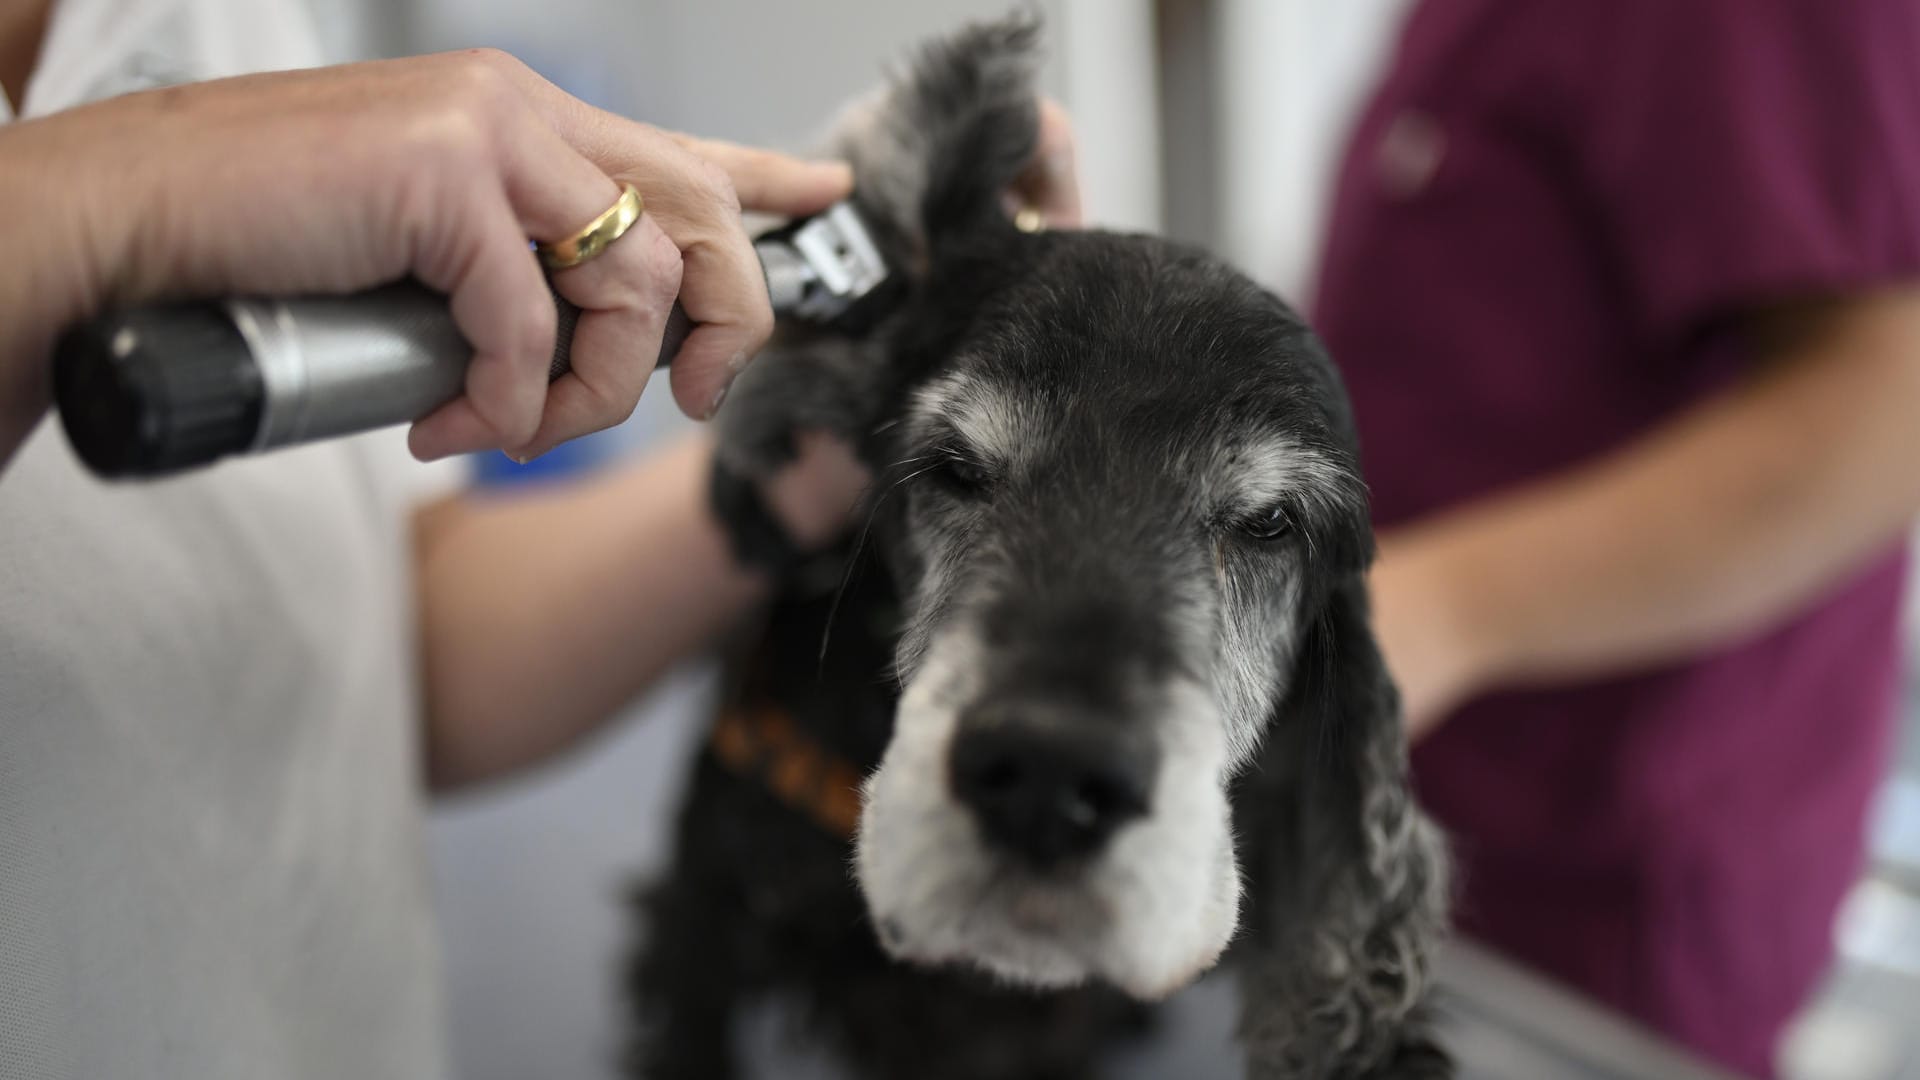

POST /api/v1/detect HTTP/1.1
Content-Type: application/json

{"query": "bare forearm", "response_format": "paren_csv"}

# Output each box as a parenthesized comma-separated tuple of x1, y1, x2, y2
(413, 435, 761, 787)
(0, 123, 110, 468)
(415, 430, 865, 789)
(0, 257, 70, 468)
(1377, 289, 1920, 716)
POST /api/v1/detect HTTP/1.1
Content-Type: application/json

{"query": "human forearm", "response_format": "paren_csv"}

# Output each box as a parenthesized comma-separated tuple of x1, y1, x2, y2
(1374, 288, 1920, 727)
(413, 431, 863, 789)
(0, 120, 114, 466)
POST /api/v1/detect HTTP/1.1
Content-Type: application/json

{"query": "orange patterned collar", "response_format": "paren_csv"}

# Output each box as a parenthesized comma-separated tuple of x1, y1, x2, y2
(710, 701, 865, 839)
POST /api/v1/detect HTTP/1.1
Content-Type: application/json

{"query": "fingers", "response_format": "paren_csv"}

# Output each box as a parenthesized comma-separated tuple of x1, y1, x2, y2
(407, 193, 555, 460)
(659, 225, 771, 420)
(497, 113, 628, 247)
(408, 390, 502, 463)
(611, 136, 835, 416)
(493, 116, 684, 456)
(477, 55, 850, 217)
(1011, 98, 1082, 227)
(410, 78, 680, 459)
(607, 149, 775, 420)
(762, 430, 873, 549)
(475, 62, 784, 420)
(666, 133, 852, 216)
(515, 214, 683, 459)
(409, 51, 839, 436)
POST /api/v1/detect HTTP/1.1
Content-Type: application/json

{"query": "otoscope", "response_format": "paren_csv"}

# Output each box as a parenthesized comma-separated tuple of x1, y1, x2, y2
(51, 202, 895, 479)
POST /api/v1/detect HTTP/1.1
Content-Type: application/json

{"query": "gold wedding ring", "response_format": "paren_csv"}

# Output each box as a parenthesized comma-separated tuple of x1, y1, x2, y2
(537, 183, 645, 271)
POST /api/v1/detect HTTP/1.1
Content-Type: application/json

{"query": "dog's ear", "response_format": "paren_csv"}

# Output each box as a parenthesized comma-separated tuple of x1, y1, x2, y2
(1236, 578, 1453, 1079)
(830, 12, 1042, 267)
(715, 14, 1044, 479)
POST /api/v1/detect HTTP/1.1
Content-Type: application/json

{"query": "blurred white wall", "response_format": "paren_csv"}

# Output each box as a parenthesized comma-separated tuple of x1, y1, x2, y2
(383, 0, 1163, 231)
(1056, 0, 1163, 232)
(1211, 0, 1410, 301)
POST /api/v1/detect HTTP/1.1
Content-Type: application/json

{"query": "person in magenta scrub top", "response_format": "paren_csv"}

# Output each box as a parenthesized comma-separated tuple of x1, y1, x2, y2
(1315, 1, 1920, 1076)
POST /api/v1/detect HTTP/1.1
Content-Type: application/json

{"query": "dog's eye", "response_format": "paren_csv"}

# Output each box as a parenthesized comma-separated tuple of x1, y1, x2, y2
(1241, 505, 1295, 542)
(932, 452, 992, 497)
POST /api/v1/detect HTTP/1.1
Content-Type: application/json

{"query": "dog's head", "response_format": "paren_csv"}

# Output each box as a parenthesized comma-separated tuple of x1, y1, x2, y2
(719, 17, 1434, 1008)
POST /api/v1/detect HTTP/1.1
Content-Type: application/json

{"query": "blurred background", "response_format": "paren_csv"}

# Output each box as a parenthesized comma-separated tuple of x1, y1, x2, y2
(308, 2, 1920, 1077)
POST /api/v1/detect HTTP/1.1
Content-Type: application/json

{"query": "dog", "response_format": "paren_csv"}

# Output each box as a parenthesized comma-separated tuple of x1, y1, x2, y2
(628, 16, 1451, 1080)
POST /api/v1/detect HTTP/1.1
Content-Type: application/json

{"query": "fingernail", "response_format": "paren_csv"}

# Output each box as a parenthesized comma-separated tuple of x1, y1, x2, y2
(728, 350, 752, 374)
(706, 381, 731, 419)
(409, 434, 447, 463)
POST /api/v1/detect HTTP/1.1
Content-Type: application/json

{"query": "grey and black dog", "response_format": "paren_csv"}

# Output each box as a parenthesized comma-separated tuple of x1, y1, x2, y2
(628, 16, 1451, 1080)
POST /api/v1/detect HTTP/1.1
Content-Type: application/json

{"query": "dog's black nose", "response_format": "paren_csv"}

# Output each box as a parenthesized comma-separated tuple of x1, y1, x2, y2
(948, 721, 1154, 867)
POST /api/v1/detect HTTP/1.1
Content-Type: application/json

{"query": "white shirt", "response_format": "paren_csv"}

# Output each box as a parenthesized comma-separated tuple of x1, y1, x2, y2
(0, 3, 458, 1078)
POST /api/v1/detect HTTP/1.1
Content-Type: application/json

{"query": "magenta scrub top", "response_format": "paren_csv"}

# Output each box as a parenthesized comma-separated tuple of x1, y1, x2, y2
(1314, 1, 1920, 1075)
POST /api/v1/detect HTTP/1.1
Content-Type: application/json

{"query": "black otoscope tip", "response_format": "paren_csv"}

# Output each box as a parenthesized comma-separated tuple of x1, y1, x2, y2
(54, 304, 265, 478)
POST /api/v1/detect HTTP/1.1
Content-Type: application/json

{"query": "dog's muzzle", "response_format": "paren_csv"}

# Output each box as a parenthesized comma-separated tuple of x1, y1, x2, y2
(857, 617, 1241, 1001)
(947, 698, 1158, 868)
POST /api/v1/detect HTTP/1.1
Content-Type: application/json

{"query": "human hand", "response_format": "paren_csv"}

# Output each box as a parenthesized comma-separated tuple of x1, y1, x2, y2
(4, 49, 850, 465)
(759, 430, 873, 553)
(1006, 98, 1082, 227)
(1368, 532, 1496, 740)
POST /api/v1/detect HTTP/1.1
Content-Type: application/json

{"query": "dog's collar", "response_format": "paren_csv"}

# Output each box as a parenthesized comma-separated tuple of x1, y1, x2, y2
(710, 700, 864, 839)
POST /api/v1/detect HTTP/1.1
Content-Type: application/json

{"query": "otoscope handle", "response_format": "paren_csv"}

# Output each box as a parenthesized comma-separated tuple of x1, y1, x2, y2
(52, 280, 690, 478)
(50, 198, 893, 480)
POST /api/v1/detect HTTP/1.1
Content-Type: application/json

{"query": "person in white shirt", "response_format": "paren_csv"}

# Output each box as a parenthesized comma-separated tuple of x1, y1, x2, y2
(0, 1, 1082, 1078)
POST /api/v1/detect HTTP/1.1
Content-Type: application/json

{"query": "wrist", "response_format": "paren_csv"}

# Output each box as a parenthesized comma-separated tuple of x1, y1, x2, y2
(0, 122, 109, 454)
(703, 432, 867, 583)
(758, 432, 869, 553)
(0, 111, 138, 348)
(1371, 528, 1509, 729)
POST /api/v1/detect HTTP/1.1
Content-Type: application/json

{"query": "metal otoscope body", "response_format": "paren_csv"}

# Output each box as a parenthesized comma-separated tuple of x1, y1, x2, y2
(53, 201, 895, 479)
